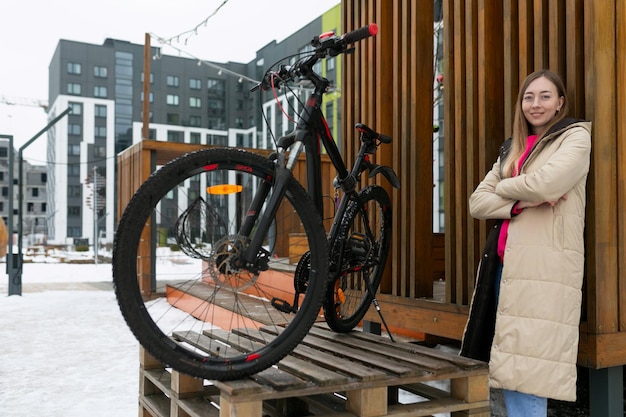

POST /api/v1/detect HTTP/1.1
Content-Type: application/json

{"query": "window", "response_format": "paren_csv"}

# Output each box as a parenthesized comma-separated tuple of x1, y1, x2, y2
(95, 126, 107, 137)
(69, 102, 82, 115)
(166, 94, 179, 106)
(189, 78, 201, 89)
(190, 132, 201, 144)
(166, 113, 179, 124)
(141, 92, 154, 103)
(41, 173, 47, 183)
(207, 79, 225, 95)
(94, 146, 106, 157)
(167, 131, 183, 142)
(236, 99, 243, 110)
(189, 116, 202, 127)
(67, 226, 81, 237)
(94, 86, 107, 98)
(32, 188, 39, 197)
(235, 117, 244, 128)
(207, 99, 223, 110)
(68, 165, 80, 176)
(68, 185, 82, 197)
(0, 147, 7, 157)
(1, 187, 7, 197)
(67, 62, 82, 74)
(207, 117, 225, 130)
(94, 66, 108, 78)
(68, 124, 81, 135)
(166, 75, 180, 87)
(27, 202, 34, 212)
(189, 97, 201, 108)
(68, 206, 81, 216)
(68, 144, 80, 156)
(95, 105, 107, 118)
(41, 203, 46, 212)
(67, 83, 81, 95)
(0, 172, 3, 181)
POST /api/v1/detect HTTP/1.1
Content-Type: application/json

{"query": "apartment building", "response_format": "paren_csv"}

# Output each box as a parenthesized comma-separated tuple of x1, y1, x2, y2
(0, 138, 48, 244)
(45, 5, 340, 246)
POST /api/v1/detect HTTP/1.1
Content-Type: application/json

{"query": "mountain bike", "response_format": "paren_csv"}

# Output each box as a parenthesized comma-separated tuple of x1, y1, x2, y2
(113, 23, 399, 381)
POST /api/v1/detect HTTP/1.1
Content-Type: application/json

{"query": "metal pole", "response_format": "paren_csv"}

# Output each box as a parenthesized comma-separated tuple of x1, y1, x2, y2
(93, 166, 98, 265)
(12, 106, 72, 295)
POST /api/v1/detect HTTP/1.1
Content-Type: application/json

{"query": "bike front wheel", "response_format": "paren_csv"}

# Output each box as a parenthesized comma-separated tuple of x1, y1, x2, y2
(113, 148, 328, 380)
(323, 185, 392, 332)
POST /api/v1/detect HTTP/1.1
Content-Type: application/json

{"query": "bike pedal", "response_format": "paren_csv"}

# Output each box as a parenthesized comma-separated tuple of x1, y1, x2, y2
(271, 297, 296, 314)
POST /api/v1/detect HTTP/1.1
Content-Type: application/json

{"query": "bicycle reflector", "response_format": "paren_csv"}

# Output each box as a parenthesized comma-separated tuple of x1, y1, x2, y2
(207, 184, 243, 195)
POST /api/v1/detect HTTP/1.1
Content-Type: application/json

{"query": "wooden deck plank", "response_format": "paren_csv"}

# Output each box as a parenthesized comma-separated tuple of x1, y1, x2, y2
(174, 329, 309, 392)
(236, 327, 389, 382)
(304, 326, 460, 373)
(262, 326, 429, 377)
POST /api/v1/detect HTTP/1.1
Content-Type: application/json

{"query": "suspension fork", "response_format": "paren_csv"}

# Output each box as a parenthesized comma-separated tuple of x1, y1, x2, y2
(239, 142, 305, 268)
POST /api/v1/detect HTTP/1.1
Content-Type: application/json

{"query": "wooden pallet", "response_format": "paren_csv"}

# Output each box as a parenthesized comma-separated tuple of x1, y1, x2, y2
(139, 324, 489, 417)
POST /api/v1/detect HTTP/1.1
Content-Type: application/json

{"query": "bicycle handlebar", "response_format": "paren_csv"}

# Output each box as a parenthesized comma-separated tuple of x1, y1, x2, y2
(252, 23, 378, 92)
(343, 23, 378, 45)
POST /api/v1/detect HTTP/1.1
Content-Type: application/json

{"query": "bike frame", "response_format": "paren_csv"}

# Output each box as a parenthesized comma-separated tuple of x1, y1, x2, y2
(240, 58, 370, 271)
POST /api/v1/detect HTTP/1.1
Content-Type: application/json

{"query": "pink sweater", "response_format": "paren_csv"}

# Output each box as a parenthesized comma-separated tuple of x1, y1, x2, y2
(497, 135, 538, 262)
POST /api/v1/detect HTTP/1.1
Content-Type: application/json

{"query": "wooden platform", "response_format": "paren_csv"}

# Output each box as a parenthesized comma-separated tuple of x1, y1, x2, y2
(139, 324, 489, 417)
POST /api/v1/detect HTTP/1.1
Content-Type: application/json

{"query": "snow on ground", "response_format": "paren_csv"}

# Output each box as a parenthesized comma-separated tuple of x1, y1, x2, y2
(0, 262, 139, 417)
(0, 259, 451, 417)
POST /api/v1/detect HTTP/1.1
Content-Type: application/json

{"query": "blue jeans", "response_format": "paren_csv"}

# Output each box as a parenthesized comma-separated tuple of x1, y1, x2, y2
(504, 389, 547, 417)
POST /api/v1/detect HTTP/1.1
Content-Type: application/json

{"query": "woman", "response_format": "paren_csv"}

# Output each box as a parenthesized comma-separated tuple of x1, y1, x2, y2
(462, 69, 592, 416)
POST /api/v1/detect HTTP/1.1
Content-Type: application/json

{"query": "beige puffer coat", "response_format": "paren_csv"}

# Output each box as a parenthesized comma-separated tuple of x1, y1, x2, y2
(468, 120, 591, 401)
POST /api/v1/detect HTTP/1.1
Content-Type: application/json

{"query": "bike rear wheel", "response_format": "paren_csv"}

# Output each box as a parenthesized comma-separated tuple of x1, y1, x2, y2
(323, 185, 392, 333)
(113, 148, 328, 380)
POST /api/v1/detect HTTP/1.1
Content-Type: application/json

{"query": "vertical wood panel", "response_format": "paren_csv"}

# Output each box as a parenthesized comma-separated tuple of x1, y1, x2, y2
(413, 0, 435, 297)
(463, 0, 478, 304)
(533, 0, 549, 69)
(547, 0, 566, 74)
(585, 0, 618, 334)
(443, 0, 458, 303)
(618, 0, 626, 333)
(343, 0, 433, 299)
(503, 0, 519, 154)
(518, 0, 534, 79)
(565, 0, 585, 118)
(390, 0, 403, 296)
(376, 3, 395, 294)
(452, 0, 467, 304)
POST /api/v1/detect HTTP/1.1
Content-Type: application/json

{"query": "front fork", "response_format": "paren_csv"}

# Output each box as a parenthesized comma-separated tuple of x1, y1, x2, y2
(238, 141, 305, 270)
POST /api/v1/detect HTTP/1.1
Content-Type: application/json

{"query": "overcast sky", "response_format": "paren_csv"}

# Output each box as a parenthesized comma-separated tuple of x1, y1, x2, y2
(0, 0, 339, 161)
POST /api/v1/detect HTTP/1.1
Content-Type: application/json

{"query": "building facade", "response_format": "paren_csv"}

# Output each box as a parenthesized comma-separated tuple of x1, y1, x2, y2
(46, 5, 341, 246)
(0, 138, 48, 245)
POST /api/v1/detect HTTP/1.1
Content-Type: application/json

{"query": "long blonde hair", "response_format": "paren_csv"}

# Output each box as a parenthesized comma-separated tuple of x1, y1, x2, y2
(502, 70, 569, 178)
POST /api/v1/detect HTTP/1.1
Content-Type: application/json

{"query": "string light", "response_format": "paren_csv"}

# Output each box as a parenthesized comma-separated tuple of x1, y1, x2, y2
(150, 33, 260, 84)
(160, 0, 230, 46)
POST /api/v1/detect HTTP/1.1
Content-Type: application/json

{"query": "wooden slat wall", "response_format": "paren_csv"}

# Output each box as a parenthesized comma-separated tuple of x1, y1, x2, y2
(343, 0, 435, 298)
(344, 0, 626, 367)
(439, 0, 626, 367)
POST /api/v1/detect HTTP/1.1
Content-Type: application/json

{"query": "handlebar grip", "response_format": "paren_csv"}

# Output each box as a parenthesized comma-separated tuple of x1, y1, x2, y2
(342, 23, 378, 44)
